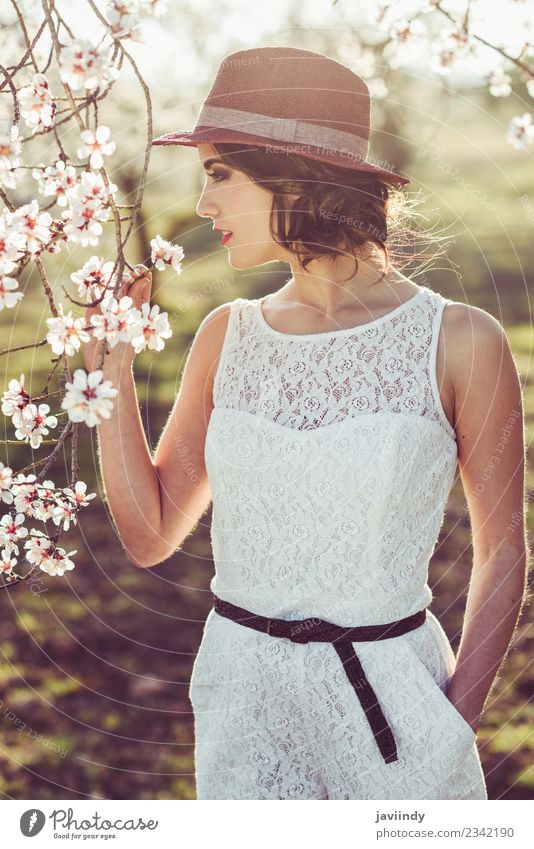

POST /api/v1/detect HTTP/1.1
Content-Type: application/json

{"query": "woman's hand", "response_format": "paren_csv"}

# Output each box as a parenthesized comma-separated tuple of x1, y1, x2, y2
(82, 264, 152, 374)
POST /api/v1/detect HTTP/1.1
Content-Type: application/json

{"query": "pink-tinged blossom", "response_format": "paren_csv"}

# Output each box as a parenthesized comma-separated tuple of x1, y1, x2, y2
(105, 1, 143, 41)
(18, 73, 57, 134)
(59, 38, 119, 92)
(32, 480, 59, 522)
(489, 65, 512, 98)
(0, 462, 14, 506)
(32, 160, 77, 206)
(0, 125, 22, 187)
(0, 512, 28, 557)
(0, 258, 24, 310)
(1, 373, 31, 422)
(129, 302, 173, 353)
(13, 403, 58, 449)
(24, 530, 77, 577)
(61, 368, 118, 427)
(12, 473, 45, 519)
(63, 209, 106, 247)
(90, 293, 140, 347)
(62, 172, 116, 247)
(6, 200, 53, 255)
(77, 125, 116, 170)
(0, 551, 16, 575)
(52, 481, 96, 531)
(46, 302, 91, 356)
(429, 29, 471, 76)
(506, 113, 534, 150)
(74, 170, 117, 205)
(149, 235, 184, 273)
(22, 529, 51, 563)
(0, 215, 26, 261)
(70, 255, 116, 302)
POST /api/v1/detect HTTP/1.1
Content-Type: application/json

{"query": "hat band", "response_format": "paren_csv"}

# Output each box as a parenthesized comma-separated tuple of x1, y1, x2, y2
(196, 104, 370, 161)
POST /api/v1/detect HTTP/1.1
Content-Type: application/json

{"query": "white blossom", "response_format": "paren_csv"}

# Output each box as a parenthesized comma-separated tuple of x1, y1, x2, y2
(77, 125, 116, 170)
(0, 125, 22, 170)
(0, 462, 14, 506)
(0, 125, 22, 189)
(0, 215, 25, 261)
(6, 200, 53, 255)
(506, 112, 534, 150)
(105, 1, 143, 41)
(429, 29, 471, 76)
(489, 65, 512, 97)
(52, 481, 96, 531)
(59, 38, 119, 92)
(38, 546, 78, 577)
(13, 402, 58, 449)
(23, 530, 77, 577)
(129, 301, 173, 353)
(32, 160, 77, 206)
(527, 79, 534, 99)
(0, 551, 16, 575)
(32, 480, 58, 522)
(61, 368, 118, 427)
(1, 373, 31, 423)
(0, 512, 28, 557)
(90, 292, 140, 346)
(150, 235, 184, 273)
(12, 473, 43, 519)
(62, 171, 116, 246)
(22, 529, 51, 564)
(63, 209, 106, 247)
(73, 170, 117, 204)
(46, 302, 91, 356)
(0, 258, 24, 310)
(18, 73, 57, 133)
(70, 255, 116, 301)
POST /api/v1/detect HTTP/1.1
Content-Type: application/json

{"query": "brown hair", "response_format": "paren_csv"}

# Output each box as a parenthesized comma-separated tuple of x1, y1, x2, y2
(211, 142, 416, 284)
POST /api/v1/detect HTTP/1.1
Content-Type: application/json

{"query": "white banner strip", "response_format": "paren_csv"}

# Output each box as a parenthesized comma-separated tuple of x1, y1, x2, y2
(4, 799, 531, 847)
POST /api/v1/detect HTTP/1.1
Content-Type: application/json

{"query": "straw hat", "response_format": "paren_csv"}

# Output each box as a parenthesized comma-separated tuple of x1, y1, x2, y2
(152, 45, 410, 186)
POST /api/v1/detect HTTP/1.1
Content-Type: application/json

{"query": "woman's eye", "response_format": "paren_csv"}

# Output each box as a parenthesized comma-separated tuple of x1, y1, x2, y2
(206, 171, 227, 183)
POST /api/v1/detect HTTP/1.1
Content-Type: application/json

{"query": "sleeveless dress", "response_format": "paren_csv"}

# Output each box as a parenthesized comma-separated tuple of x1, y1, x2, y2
(190, 284, 488, 800)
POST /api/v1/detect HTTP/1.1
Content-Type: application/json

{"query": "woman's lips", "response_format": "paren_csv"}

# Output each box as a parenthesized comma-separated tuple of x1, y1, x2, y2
(221, 232, 233, 245)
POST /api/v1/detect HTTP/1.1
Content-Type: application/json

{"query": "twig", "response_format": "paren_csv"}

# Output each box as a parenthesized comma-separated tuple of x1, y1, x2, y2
(0, 62, 20, 122)
(9, 0, 40, 73)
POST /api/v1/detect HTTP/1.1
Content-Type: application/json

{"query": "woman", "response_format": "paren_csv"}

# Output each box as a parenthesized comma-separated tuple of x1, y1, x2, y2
(84, 47, 527, 800)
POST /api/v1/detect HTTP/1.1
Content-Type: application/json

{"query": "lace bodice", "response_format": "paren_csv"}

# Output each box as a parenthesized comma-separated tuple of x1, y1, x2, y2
(203, 285, 458, 625)
(215, 286, 456, 437)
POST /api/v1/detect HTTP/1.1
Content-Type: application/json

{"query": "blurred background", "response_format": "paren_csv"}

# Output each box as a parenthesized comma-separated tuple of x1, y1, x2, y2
(0, 0, 532, 800)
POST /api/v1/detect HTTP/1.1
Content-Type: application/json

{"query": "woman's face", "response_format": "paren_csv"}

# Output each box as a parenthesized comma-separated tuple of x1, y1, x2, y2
(196, 143, 287, 269)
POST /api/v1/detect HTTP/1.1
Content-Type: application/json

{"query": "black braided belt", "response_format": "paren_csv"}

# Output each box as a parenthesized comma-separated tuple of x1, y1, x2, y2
(212, 593, 427, 764)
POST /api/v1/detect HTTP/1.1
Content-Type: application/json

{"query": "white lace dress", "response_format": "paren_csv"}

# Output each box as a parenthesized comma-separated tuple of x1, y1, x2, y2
(190, 285, 488, 800)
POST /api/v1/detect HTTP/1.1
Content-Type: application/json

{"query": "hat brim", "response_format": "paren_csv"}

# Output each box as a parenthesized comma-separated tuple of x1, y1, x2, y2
(152, 127, 411, 186)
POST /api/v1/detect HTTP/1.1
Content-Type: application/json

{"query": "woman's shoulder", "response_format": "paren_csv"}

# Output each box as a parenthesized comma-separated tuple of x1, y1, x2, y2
(193, 296, 252, 353)
(440, 296, 514, 399)
(441, 297, 507, 340)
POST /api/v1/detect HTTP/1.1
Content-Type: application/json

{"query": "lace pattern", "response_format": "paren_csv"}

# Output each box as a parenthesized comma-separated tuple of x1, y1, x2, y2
(214, 286, 456, 439)
(192, 285, 487, 800)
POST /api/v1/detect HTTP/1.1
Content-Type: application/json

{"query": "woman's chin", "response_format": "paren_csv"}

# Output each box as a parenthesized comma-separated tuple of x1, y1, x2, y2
(226, 248, 262, 270)
(226, 246, 276, 270)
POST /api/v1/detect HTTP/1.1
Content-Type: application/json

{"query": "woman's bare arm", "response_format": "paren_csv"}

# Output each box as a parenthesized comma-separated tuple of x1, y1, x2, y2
(95, 301, 232, 568)
(443, 303, 529, 732)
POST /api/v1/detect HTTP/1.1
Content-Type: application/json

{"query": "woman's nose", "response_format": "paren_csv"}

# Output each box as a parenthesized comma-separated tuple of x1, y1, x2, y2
(196, 184, 218, 219)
